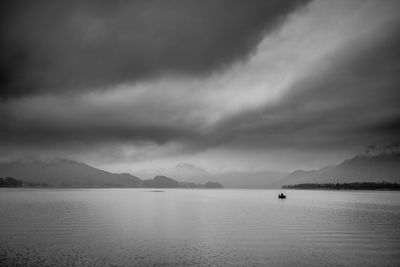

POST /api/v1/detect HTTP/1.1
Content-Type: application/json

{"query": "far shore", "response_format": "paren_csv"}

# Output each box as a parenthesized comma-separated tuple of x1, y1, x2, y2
(282, 182, 400, 191)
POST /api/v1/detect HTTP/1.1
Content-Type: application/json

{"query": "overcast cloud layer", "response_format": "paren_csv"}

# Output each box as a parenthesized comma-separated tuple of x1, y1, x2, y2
(1, 0, 399, 173)
(0, 0, 309, 98)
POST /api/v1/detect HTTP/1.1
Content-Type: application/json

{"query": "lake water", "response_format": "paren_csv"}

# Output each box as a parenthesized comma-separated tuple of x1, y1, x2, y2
(0, 188, 399, 266)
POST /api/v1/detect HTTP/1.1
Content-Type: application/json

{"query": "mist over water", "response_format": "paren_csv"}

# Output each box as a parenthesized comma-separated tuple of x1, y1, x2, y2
(1, 188, 399, 266)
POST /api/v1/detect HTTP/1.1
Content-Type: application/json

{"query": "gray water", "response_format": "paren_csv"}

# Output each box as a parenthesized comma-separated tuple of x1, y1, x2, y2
(0, 189, 399, 266)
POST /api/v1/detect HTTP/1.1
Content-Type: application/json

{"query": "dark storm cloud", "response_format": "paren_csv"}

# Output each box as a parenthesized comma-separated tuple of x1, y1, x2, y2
(0, 117, 193, 146)
(2, 0, 400, 167)
(0, 100, 198, 146)
(0, 0, 310, 98)
(1, 18, 400, 158)
(214, 22, 400, 150)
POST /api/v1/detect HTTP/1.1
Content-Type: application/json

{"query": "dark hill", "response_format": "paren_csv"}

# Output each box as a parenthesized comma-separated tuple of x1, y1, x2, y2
(204, 181, 223, 188)
(142, 175, 179, 188)
(0, 159, 142, 187)
(282, 153, 400, 185)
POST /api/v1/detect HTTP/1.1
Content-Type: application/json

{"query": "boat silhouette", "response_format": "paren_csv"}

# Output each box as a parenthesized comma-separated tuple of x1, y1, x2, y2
(278, 193, 286, 199)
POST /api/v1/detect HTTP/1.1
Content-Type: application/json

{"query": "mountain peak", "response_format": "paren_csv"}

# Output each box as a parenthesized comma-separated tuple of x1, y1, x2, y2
(0, 158, 142, 187)
(175, 163, 206, 171)
(283, 152, 400, 185)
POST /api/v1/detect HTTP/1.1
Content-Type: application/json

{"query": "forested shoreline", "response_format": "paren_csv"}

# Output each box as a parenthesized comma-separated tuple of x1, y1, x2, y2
(282, 182, 400, 190)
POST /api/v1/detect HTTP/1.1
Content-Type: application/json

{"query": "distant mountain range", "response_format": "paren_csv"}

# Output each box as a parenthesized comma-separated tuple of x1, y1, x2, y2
(140, 163, 287, 188)
(212, 170, 287, 188)
(281, 153, 400, 186)
(0, 159, 142, 187)
(1, 152, 398, 188)
(0, 159, 222, 188)
(170, 152, 400, 188)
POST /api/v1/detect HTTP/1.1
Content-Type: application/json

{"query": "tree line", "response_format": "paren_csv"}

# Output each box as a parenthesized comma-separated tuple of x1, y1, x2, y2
(282, 182, 400, 190)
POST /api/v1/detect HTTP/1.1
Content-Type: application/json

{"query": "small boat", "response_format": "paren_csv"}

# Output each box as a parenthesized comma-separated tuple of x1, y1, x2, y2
(278, 193, 286, 199)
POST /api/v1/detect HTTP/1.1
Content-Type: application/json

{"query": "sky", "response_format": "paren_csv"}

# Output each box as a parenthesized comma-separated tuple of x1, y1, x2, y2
(1, 0, 399, 174)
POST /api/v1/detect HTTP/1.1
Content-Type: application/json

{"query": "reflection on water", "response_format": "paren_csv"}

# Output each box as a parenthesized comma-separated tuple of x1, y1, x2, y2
(1, 188, 399, 266)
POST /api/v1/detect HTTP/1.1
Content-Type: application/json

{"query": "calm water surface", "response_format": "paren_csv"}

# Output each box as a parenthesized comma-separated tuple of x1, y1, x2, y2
(1, 188, 399, 266)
